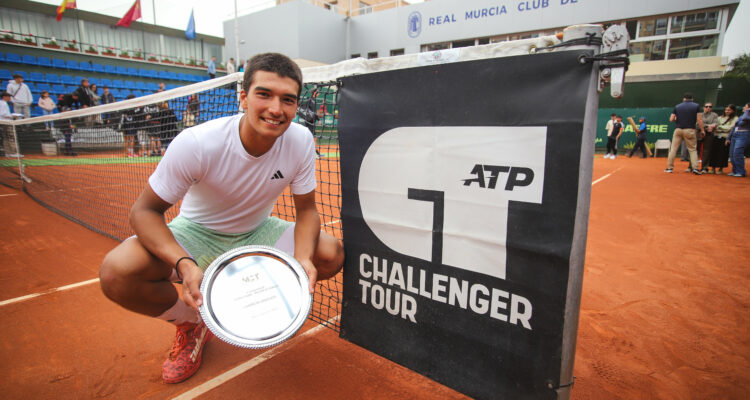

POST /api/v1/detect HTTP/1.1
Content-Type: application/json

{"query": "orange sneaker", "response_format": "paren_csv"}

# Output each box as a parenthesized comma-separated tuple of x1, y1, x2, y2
(162, 322, 212, 384)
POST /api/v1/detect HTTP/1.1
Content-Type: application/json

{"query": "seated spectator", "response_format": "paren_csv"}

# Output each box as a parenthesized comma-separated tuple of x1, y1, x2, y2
(101, 86, 115, 105)
(37, 90, 57, 129)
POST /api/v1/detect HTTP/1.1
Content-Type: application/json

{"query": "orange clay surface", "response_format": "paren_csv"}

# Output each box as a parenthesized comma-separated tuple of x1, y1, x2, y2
(0, 155, 749, 399)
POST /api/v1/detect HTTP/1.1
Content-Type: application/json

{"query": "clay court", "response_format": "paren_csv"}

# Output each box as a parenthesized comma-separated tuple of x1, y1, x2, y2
(1, 155, 749, 399)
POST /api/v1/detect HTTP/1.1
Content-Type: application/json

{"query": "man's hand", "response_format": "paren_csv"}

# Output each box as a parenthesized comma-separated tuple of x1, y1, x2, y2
(178, 260, 205, 311)
(297, 258, 318, 294)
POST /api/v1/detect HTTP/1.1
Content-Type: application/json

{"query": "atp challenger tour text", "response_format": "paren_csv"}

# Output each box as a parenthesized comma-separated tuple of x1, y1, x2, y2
(357, 253, 533, 329)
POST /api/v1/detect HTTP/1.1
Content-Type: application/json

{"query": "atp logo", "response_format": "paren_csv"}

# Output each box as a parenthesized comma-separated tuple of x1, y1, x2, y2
(358, 127, 546, 280)
(407, 11, 422, 38)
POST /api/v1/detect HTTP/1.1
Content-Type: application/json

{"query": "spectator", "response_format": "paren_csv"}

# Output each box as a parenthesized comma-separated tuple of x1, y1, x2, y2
(37, 90, 57, 129)
(707, 104, 738, 174)
(157, 82, 166, 93)
(665, 93, 703, 174)
(142, 102, 162, 156)
(61, 120, 77, 156)
(238, 59, 245, 73)
(121, 94, 139, 157)
(207, 56, 216, 79)
(727, 102, 750, 178)
(101, 86, 115, 105)
(73, 78, 93, 108)
(699, 102, 719, 172)
(297, 88, 322, 158)
(6, 74, 32, 118)
(227, 58, 236, 74)
(0, 91, 12, 120)
(158, 101, 178, 151)
(603, 113, 616, 158)
(185, 94, 200, 127)
(58, 92, 82, 112)
(89, 84, 101, 106)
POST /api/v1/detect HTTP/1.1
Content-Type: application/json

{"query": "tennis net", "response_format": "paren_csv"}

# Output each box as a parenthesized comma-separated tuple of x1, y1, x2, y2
(0, 72, 343, 331)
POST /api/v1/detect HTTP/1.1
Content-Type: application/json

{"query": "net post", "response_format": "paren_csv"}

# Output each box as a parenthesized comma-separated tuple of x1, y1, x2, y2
(558, 23, 605, 400)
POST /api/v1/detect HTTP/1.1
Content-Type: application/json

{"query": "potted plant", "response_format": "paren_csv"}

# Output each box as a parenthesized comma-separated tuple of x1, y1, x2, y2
(119, 50, 130, 58)
(65, 40, 79, 51)
(23, 34, 35, 45)
(102, 47, 116, 56)
(188, 58, 196, 66)
(175, 58, 184, 65)
(1, 33, 16, 43)
(148, 53, 158, 62)
(86, 45, 98, 54)
(132, 50, 143, 60)
(43, 39, 60, 49)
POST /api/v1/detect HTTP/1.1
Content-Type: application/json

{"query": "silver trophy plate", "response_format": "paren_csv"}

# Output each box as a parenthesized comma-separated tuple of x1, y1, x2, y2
(199, 245, 311, 349)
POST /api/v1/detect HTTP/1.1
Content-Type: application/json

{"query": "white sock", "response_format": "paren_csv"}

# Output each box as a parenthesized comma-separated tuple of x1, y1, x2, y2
(157, 298, 200, 325)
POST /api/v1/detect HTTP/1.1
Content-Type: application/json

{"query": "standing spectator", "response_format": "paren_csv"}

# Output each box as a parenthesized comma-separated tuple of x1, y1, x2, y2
(121, 94, 139, 157)
(0, 91, 12, 120)
(699, 102, 719, 172)
(143, 102, 162, 156)
(61, 120, 77, 156)
(727, 102, 750, 177)
(606, 115, 624, 159)
(158, 101, 178, 151)
(298, 88, 322, 158)
(226, 58, 236, 74)
(627, 116, 649, 158)
(73, 78, 93, 108)
(238, 59, 245, 73)
(603, 113, 616, 158)
(101, 86, 115, 105)
(207, 56, 216, 79)
(157, 82, 166, 93)
(665, 93, 704, 174)
(707, 104, 738, 175)
(89, 84, 101, 106)
(38, 90, 57, 129)
(6, 74, 32, 118)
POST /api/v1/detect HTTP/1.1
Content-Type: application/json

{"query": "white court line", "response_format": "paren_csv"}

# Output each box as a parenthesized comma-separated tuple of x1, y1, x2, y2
(592, 167, 622, 186)
(0, 278, 100, 307)
(323, 219, 341, 226)
(172, 317, 339, 400)
(0, 193, 19, 197)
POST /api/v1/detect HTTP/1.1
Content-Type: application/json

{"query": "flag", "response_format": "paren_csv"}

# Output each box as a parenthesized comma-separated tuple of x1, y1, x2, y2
(56, 0, 77, 21)
(116, 0, 142, 28)
(185, 9, 196, 40)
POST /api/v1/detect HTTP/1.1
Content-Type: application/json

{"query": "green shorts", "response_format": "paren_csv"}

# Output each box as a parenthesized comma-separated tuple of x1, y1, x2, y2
(168, 215, 293, 271)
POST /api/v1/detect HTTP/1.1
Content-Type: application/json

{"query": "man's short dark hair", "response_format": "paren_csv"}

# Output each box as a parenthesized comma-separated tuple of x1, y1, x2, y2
(12, 74, 22, 79)
(1, 91, 10, 97)
(81, 78, 89, 85)
(611, 113, 616, 117)
(242, 53, 302, 97)
(684, 93, 693, 100)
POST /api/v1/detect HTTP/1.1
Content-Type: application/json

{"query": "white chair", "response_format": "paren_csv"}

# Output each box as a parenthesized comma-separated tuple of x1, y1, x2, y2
(653, 139, 671, 157)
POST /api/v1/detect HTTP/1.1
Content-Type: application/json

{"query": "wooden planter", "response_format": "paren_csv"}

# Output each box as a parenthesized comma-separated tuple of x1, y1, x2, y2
(119, 55, 130, 59)
(132, 57, 144, 61)
(102, 52, 116, 57)
(85, 50, 99, 55)
(43, 44, 61, 49)
(65, 47, 79, 52)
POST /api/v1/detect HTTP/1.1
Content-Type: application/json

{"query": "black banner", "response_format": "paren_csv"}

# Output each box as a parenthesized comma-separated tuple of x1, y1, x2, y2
(339, 51, 595, 399)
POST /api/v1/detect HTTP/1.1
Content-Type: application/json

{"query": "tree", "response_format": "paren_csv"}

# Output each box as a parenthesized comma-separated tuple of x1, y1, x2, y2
(725, 53, 750, 80)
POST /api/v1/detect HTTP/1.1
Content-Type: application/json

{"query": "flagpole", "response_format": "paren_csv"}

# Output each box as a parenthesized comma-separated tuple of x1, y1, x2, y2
(234, 0, 240, 67)
(75, 8, 83, 51)
(152, 0, 156, 25)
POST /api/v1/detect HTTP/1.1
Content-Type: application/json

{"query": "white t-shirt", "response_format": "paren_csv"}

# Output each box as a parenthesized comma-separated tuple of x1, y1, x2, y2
(149, 115, 317, 233)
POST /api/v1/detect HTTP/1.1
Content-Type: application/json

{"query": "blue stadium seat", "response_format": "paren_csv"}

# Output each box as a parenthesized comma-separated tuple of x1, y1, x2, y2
(45, 73, 60, 84)
(21, 55, 38, 65)
(65, 60, 80, 70)
(89, 77, 99, 86)
(37, 56, 52, 67)
(0, 69, 13, 81)
(166, 83, 178, 90)
(147, 69, 158, 79)
(124, 80, 136, 90)
(126, 67, 138, 76)
(5, 53, 22, 63)
(137, 68, 150, 78)
(79, 62, 93, 72)
(146, 82, 158, 91)
(0, 52, 4, 62)
(52, 84, 67, 95)
(13, 71, 26, 79)
(26, 82, 36, 92)
(66, 85, 78, 93)
(61, 75, 75, 85)
(100, 78, 112, 87)
(177, 73, 188, 81)
(92, 63, 105, 73)
(29, 72, 45, 82)
(115, 66, 127, 75)
(105, 64, 117, 75)
(111, 79, 124, 88)
(166, 71, 178, 81)
(133, 90, 143, 97)
(36, 83, 51, 93)
(52, 59, 66, 69)
(158, 70, 169, 80)
(74, 76, 87, 85)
